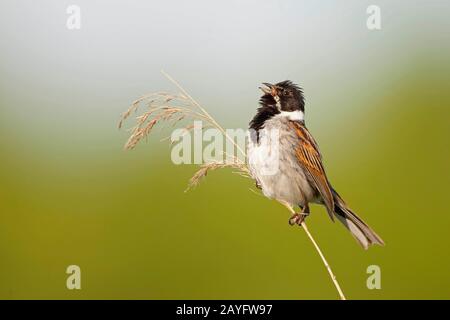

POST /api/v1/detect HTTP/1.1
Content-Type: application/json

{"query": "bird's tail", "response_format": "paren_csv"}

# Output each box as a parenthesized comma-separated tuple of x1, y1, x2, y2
(332, 188, 384, 249)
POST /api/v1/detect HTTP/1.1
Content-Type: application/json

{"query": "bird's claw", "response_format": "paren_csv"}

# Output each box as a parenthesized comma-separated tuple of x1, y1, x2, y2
(289, 213, 307, 226)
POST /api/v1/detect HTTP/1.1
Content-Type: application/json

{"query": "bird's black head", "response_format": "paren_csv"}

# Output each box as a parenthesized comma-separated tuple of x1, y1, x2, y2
(259, 80, 305, 112)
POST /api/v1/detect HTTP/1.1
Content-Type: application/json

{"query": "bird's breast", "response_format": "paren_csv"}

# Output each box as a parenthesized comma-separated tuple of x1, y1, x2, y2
(247, 117, 316, 206)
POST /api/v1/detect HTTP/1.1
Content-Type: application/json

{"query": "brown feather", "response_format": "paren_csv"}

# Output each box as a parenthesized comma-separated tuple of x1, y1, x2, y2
(291, 121, 335, 220)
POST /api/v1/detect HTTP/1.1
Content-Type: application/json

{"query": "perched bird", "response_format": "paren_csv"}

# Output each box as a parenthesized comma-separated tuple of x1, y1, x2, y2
(247, 81, 384, 249)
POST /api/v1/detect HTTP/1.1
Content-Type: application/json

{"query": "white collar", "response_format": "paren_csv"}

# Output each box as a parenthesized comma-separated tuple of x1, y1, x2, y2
(275, 110, 304, 121)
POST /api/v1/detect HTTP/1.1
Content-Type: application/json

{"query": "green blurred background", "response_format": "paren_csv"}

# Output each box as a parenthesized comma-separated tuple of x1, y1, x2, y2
(0, 0, 449, 299)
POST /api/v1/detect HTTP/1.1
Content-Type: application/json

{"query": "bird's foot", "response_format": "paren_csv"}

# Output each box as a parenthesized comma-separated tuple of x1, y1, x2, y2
(289, 213, 308, 226)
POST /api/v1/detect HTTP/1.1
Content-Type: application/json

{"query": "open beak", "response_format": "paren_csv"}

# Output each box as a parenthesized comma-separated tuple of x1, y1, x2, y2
(259, 83, 277, 96)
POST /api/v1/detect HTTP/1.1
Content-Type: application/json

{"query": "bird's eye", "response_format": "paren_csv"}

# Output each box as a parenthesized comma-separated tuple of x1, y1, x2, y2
(283, 90, 289, 96)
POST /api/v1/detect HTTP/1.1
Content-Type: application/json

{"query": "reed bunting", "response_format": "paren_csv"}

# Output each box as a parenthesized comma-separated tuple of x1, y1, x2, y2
(247, 81, 384, 249)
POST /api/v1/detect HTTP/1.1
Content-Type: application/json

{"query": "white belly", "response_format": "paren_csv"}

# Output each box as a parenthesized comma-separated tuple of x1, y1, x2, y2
(247, 120, 316, 206)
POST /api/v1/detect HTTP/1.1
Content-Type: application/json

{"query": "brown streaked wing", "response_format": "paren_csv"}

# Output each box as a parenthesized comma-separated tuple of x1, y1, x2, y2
(290, 121, 335, 221)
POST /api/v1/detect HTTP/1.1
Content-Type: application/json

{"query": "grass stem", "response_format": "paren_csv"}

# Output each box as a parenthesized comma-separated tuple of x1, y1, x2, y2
(120, 71, 347, 300)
